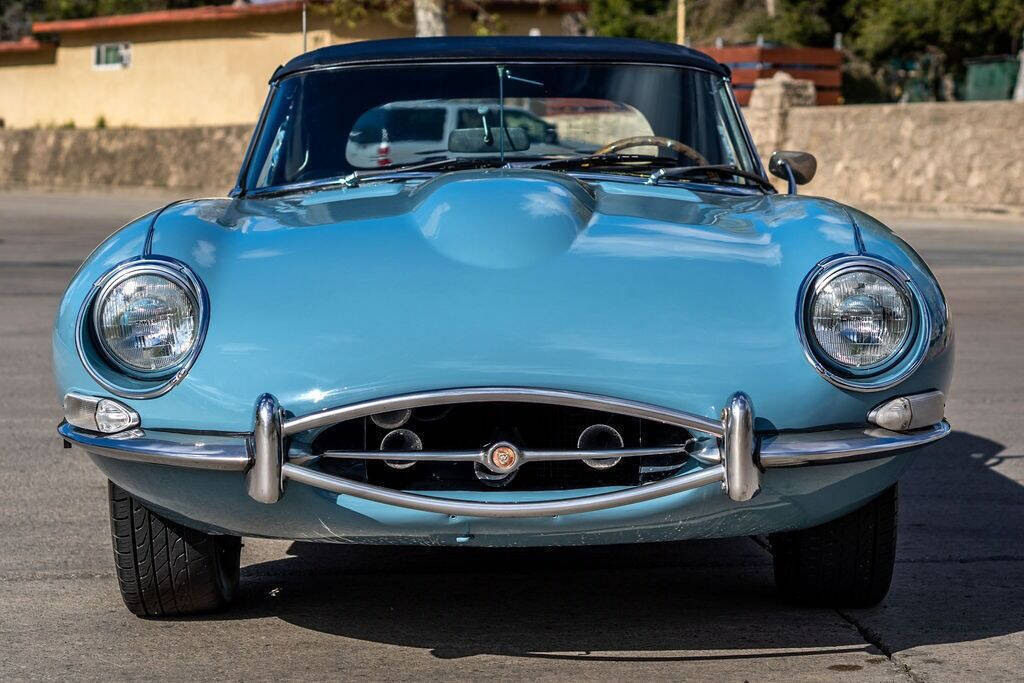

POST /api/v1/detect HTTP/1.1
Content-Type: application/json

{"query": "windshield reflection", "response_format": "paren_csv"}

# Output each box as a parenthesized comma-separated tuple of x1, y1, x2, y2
(246, 62, 760, 191)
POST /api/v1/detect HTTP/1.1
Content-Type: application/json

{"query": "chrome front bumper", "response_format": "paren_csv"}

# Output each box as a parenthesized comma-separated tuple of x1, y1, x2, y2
(59, 388, 950, 519)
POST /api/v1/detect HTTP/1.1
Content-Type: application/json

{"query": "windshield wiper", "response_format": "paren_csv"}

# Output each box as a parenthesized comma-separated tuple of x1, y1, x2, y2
(527, 153, 677, 172)
(341, 157, 505, 188)
(245, 157, 505, 197)
(647, 164, 775, 192)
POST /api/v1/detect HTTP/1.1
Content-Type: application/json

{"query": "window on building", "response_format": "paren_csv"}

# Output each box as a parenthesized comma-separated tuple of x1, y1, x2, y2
(93, 43, 131, 70)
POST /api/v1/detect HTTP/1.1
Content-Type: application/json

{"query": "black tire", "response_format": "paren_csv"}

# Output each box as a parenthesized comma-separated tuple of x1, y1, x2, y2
(770, 484, 898, 607)
(108, 481, 241, 617)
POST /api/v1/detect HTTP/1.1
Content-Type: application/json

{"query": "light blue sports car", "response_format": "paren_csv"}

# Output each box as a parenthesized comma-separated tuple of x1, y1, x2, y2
(54, 37, 953, 616)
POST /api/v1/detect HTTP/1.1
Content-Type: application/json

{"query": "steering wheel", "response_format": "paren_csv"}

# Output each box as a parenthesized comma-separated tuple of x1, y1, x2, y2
(594, 135, 709, 166)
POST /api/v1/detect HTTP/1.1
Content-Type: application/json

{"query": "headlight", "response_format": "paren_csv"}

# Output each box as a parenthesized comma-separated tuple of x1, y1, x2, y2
(799, 256, 930, 392)
(810, 269, 911, 368)
(93, 265, 200, 376)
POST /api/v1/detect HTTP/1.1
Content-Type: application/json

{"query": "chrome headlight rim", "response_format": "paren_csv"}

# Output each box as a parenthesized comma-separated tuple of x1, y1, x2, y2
(75, 257, 209, 399)
(797, 255, 929, 392)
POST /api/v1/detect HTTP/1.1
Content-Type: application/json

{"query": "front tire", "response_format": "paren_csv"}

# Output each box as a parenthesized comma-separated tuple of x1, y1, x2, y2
(770, 484, 898, 607)
(108, 481, 241, 617)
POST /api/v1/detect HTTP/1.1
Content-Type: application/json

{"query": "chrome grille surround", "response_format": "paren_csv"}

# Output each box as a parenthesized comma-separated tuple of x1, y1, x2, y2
(59, 386, 951, 518)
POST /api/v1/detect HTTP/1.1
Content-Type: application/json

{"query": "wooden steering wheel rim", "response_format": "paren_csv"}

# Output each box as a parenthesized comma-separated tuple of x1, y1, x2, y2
(594, 135, 709, 165)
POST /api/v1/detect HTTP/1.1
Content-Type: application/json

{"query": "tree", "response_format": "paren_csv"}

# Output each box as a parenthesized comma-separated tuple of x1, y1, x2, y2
(320, 0, 504, 38)
(0, 0, 232, 39)
(854, 0, 1024, 66)
(755, 0, 1024, 101)
(586, 0, 772, 46)
(1, 0, 45, 40)
(749, 0, 856, 46)
(586, 0, 675, 42)
(413, 0, 445, 36)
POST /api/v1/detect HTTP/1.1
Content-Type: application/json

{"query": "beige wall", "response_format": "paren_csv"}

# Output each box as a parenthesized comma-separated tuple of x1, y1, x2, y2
(0, 9, 565, 128)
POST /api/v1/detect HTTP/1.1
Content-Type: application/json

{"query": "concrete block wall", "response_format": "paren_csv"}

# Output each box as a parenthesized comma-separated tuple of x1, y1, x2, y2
(780, 101, 1024, 211)
(0, 125, 250, 194)
(744, 73, 1024, 214)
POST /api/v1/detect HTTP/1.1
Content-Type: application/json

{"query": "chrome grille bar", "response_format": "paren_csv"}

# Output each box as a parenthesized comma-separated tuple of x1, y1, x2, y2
(320, 443, 691, 471)
(323, 449, 482, 462)
(282, 462, 726, 518)
(523, 444, 689, 461)
(282, 387, 725, 437)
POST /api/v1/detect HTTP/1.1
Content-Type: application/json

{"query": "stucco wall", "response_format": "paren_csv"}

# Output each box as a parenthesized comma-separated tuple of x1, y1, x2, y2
(1, 14, 334, 129)
(0, 10, 566, 129)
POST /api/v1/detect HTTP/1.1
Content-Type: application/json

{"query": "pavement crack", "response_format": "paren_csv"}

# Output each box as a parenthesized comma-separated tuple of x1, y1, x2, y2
(837, 609, 921, 682)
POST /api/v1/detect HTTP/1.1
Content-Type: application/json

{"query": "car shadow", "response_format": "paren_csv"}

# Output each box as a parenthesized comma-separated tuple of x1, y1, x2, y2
(202, 430, 1021, 661)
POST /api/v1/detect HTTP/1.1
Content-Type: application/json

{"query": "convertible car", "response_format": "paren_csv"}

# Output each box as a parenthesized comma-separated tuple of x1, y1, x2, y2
(54, 37, 952, 616)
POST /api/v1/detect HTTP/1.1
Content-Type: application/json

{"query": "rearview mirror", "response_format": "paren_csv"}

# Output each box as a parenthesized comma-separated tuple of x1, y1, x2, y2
(448, 127, 531, 154)
(769, 150, 817, 194)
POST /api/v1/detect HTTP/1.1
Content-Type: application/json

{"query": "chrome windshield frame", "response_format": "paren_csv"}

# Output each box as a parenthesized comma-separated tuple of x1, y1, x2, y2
(236, 60, 767, 197)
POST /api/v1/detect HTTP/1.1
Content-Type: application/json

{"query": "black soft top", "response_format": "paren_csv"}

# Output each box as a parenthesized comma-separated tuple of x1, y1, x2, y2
(275, 36, 728, 81)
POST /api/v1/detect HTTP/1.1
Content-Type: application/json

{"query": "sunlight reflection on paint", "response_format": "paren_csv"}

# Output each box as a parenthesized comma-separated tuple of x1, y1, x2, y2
(191, 240, 216, 267)
(297, 388, 343, 404)
(573, 222, 783, 265)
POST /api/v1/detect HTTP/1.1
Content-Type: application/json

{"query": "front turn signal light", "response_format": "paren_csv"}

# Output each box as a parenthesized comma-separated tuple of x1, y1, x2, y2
(64, 393, 140, 434)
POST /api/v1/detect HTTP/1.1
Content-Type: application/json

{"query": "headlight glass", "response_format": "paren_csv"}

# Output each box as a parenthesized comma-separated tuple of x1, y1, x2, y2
(95, 273, 198, 374)
(810, 269, 911, 368)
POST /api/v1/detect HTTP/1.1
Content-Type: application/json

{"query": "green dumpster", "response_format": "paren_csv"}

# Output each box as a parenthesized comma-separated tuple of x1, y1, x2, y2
(964, 57, 1020, 101)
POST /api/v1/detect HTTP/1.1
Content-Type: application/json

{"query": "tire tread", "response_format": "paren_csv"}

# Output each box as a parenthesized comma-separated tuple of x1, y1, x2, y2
(108, 481, 239, 617)
(771, 484, 898, 607)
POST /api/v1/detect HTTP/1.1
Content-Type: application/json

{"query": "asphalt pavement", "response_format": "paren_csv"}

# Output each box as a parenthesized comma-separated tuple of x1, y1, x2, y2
(1, 190, 1021, 681)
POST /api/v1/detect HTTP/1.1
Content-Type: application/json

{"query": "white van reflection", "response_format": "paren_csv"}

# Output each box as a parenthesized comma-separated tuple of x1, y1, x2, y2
(346, 100, 572, 168)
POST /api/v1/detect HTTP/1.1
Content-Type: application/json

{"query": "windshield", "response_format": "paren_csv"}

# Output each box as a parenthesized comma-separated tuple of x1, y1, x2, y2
(245, 62, 759, 190)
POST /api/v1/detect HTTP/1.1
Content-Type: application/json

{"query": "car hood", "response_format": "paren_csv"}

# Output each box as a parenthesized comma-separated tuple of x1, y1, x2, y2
(136, 170, 896, 432)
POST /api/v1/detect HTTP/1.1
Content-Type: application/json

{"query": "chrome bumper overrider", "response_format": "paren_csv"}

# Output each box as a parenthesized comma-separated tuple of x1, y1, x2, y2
(59, 388, 950, 518)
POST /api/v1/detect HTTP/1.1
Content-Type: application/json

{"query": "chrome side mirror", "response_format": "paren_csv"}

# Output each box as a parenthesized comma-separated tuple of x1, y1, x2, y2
(769, 150, 817, 194)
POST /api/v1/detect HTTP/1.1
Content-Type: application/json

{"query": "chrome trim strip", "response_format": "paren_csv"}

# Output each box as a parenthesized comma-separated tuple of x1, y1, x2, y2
(759, 420, 950, 468)
(58, 421, 250, 471)
(321, 444, 690, 473)
(721, 392, 760, 501)
(325, 449, 484, 462)
(275, 59, 727, 85)
(795, 255, 930, 392)
(234, 82, 277, 197)
(282, 387, 725, 438)
(724, 79, 771, 182)
(281, 462, 726, 518)
(525, 444, 689, 461)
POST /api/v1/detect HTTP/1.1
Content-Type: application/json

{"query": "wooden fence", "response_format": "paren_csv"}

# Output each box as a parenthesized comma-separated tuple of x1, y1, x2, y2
(699, 46, 843, 105)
